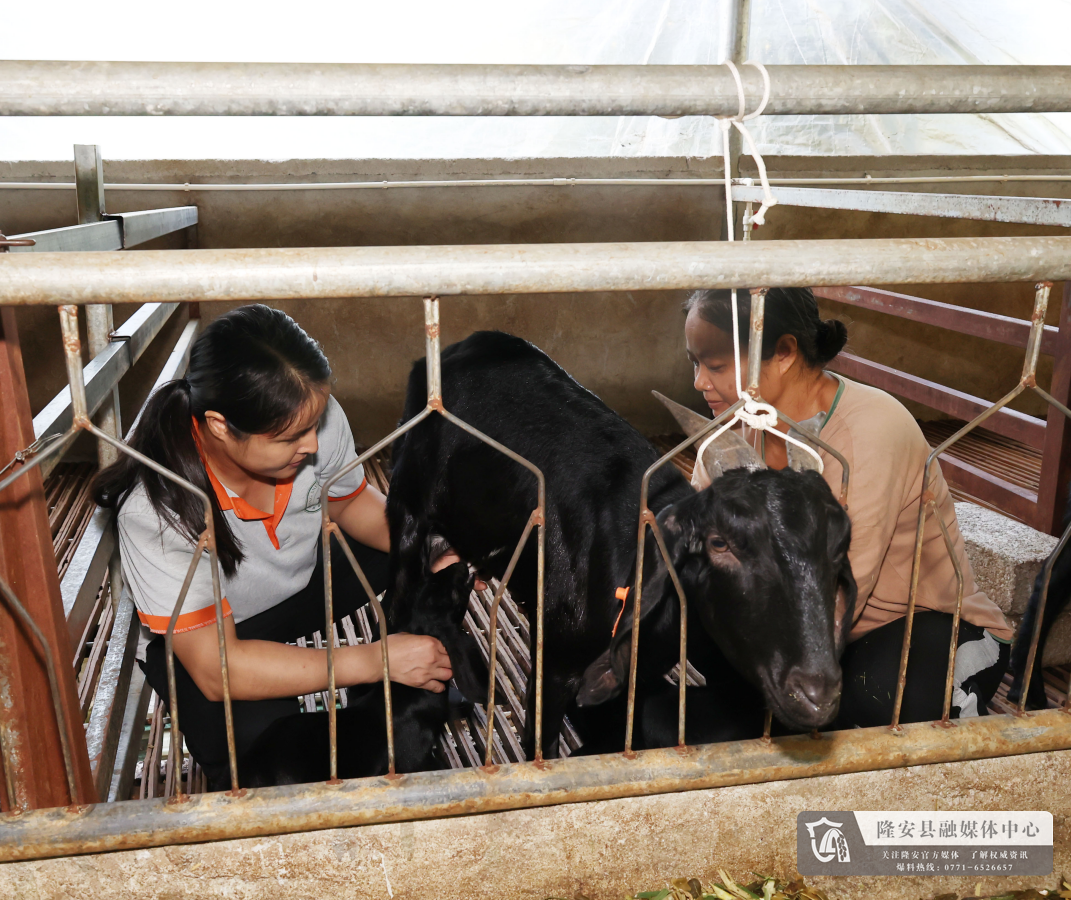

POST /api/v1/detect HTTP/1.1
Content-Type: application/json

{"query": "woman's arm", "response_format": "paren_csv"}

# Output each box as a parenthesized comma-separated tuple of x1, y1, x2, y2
(171, 616, 452, 702)
(329, 484, 390, 551)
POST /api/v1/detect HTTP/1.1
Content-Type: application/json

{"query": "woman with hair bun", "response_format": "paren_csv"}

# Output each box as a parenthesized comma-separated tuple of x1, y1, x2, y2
(94, 304, 453, 786)
(683, 287, 1012, 728)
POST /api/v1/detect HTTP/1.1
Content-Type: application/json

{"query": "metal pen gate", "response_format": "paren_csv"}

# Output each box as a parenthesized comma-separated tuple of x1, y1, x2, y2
(2, 61, 1071, 862)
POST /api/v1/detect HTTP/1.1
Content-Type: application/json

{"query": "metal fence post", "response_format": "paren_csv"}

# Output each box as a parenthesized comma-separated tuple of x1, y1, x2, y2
(0, 308, 96, 810)
(75, 145, 122, 470)
(1035, 281, 1071, 536)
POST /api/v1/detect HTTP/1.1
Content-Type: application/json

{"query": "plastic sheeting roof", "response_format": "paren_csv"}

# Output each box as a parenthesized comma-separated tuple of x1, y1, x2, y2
(2, 0, 1070, 161)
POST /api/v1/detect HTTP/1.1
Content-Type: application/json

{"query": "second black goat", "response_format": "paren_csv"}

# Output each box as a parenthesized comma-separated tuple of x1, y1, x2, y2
(231, 562, 484, 788)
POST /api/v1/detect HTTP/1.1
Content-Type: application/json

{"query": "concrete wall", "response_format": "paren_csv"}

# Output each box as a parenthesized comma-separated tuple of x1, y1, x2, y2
(2, 749, 1068, 899)
(4, 154, 1070, 442)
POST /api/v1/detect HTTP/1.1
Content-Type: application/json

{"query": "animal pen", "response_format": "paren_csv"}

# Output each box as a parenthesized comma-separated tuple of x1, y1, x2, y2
(3, 58, 1071, 897)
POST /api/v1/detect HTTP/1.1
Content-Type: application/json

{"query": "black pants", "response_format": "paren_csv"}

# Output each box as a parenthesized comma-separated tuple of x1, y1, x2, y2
(142, 534, 389, 787)
(832, 611, 1009, 729)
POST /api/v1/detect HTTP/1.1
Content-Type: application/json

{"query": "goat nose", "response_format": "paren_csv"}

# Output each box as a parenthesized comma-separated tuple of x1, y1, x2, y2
(786, 670, 841, 720)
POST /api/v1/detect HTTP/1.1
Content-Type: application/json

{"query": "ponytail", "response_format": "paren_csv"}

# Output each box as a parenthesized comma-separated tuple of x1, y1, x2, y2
(93, 304, 332, 577)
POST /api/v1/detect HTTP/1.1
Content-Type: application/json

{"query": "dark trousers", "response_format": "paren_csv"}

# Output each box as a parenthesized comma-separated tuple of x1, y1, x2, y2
(832, 611, 1009, 729)
(142, 534, 389, 787)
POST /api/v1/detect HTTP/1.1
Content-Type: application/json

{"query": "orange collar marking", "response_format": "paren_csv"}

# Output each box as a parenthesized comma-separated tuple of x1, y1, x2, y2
(192, 419, 294, 550)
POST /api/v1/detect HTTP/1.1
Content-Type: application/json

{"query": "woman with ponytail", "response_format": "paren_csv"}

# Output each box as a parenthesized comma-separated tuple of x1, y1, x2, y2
(682, 287, 1012, 728)
(95, 304, 451, 786)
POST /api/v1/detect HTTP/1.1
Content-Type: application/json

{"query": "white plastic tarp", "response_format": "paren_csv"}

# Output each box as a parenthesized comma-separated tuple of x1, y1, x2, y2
(1, 0, 1069, 161)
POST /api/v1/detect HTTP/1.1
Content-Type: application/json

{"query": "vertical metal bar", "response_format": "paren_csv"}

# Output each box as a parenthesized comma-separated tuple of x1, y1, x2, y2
(424, 297, 442, 405)
(1020, 520, 1071, 715)
(326, 523, 395, 774)
(0, 308, 95, 810)
(934, 501, 965, 724)
(722, 0, 752, 242)
(1034, 282, 1071, 536)
(163, 534, 209, 799)
(626, 399, 745, 753)
(75, 145, 122, 471)
(0, 579, 79, 803)
(323, 511, 339, 782)
(1022, 283, 1052, 385)
(646, 514, 689, 747)
(73, 144, 105, 224)
(746, 287, 767, 398)
(894, 281, 1051, 728)
(483, 512, 538, 765)
(84, 423, 239, 791)
(58, 306, 88, 422)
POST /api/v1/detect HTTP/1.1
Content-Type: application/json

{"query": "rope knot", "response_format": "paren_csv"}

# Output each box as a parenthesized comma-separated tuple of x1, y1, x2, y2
(737, 399, 779, 431)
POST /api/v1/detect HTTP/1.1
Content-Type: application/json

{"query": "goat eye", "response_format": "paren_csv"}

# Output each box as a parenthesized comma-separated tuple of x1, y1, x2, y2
(708, 536, 729, 553)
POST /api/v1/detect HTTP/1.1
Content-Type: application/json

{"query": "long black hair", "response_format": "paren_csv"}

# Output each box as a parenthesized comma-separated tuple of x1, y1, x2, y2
(684, 287, 848, 368)
(93, 304, 332, 576)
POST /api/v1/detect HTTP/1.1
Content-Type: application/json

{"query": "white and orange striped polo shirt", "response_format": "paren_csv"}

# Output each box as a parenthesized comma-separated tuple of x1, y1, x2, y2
(118, 395, 367, 634)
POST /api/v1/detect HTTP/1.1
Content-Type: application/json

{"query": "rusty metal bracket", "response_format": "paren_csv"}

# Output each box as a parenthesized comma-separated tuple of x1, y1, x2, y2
(0, 231, 35, 250)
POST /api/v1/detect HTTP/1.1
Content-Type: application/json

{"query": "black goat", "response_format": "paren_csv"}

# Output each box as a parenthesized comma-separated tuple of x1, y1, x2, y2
(1008, 485, 1071, 709)
(232, 562, 484, 788)
(387, 331, 855, 758)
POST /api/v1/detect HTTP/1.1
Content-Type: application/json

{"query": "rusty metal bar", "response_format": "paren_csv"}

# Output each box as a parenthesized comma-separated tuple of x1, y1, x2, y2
(626, 398, 746, 753)
(1020, 520, 1071, 716)
(745, 287, 766, 397)
(483, 511, 538, 765)
(0, 308, 97, 811)
(3, 709, 1071, 863)
(895, 282, 1058, 729)
(326, 523, 395, 776)
(84, 422, 237, 791)
(645, 513, 689, 747)
(437, 407, 547, 759)
(5, 62, 1071, 117)
(934, 501, 965, 725)
(0, 578, 78, 802)
(318, 414, 434, 780)
(9, 239, 1071, 308)
(162, 534, 210, 800)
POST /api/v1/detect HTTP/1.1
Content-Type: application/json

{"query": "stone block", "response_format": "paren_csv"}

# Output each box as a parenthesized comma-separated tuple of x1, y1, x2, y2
(956, 502, 1071, 666)
(955, 502, 1057, 617)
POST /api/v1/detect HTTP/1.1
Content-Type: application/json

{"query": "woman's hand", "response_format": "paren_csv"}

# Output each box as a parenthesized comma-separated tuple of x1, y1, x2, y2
(384, 633, 453, 692)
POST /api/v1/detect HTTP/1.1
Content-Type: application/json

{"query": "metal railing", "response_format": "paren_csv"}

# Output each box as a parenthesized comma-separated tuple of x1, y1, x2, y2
(4, 61, 1071, 860)
(2, 245, 1071, 860)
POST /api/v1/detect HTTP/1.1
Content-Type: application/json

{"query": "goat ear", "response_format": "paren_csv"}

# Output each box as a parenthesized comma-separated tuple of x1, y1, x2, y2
(699, 428, 765, 479)
(833, 582, 855, 657)
(576, 646, 627, 706)
(785, 411, 826, 473)
(652, 390, 715, 438)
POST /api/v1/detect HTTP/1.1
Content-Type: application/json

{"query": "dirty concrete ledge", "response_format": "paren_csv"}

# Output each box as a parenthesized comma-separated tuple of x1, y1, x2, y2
(2, 749, 1068, 900)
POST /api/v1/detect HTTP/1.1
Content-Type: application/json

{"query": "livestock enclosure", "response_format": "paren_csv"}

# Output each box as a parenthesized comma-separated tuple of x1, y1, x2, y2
(4, 48, 1071, 900)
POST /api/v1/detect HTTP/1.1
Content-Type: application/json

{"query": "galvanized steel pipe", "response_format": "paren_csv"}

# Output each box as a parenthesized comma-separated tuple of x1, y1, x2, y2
(2, 710, 1070, 863)
(3, 62, 1071, 117)
(3, 238, 1071, 306)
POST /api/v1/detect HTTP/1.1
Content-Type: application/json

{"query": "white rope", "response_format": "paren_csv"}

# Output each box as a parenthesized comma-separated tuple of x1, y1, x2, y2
(710, 60, 823, 474)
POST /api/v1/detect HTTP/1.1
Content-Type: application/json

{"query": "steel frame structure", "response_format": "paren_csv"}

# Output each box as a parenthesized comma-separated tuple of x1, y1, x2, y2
(3, 62, 1071, 863)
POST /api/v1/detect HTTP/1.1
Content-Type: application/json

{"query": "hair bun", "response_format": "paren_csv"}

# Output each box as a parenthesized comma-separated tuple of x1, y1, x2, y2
(815, 318, 848, 364)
